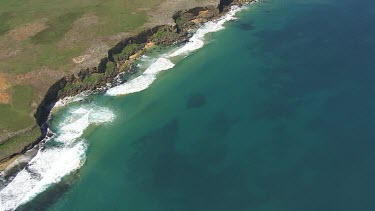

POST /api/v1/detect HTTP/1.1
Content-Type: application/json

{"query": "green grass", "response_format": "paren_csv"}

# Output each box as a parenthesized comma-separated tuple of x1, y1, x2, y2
(151, 27, 179, 44)
(0, 0, 163, 74)
(12, 85, 34, 111)
(0, 126, 41, 161)
(0, 86, 35, 132)
(60, 82, 82, 94)
(0, 104, 35, 131)
(0, 0, 164, 151)
(1, 43, 85, 74)
(175, 16, 185, 26)
(152, 28, 167, 39)
(83, 73, 104, 84)
(31, 12, 83, 44)
(61, 73, 104, 94)
(113, 43, 143, 61)
(105, 61, 116, 76)
(0, 12, 13, 36)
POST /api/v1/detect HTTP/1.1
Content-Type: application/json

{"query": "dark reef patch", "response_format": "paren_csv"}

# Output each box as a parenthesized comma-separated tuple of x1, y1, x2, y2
(186, 93, 207, 109)
(208, 111, 237, 137)
(126, 118, 180, 185)
(237, 21, 255, 31)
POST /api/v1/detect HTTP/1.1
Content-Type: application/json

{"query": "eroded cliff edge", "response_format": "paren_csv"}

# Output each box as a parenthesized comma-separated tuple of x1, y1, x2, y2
(1, 0, 255, 169)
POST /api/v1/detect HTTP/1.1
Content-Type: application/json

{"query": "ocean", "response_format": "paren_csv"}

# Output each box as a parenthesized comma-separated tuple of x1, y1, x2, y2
(1, 0, 375, 210)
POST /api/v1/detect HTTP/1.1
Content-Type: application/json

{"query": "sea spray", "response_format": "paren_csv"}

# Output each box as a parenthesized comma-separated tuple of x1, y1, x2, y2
(106, 5, 244, 97)
(0, 4, 251, 210)
(169, 6, 243, 57)
(106, 58, 175, 96)
(0, 105, 115, 210)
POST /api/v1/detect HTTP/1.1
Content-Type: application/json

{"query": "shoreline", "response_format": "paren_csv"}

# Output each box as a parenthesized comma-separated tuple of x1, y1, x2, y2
(0, 0, 256, 178)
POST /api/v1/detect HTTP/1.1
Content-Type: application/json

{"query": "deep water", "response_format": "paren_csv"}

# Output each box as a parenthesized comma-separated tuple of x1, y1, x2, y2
(19, 0, 375, 210)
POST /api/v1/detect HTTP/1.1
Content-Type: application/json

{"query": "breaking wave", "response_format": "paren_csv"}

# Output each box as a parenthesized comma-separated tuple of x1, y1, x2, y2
(106, 5, 244, 96)
(0, 104, 115, 211)
(106, 58, 175, 96)
(0, 4, 249, 211)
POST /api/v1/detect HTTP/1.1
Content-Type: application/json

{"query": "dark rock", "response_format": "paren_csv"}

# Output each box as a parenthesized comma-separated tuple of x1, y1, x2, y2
(2, 0, 257, 168)
(219, 0, 234, 12)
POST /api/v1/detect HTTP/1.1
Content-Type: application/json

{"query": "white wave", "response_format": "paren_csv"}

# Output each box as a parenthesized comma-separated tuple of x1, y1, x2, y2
(169, 5, 242, 58)
(106, 6, 244, 97)
(0, 105, 115, 211)
(0, 5, 250, 210)
(53, 94, 86, 108)
(106, 58, 175, 96)
(143, 58, 175, 74)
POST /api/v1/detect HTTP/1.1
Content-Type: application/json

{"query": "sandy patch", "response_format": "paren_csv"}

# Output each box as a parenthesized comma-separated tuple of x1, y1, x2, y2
(199, 10, 209, 17)
(145, 41, 155, 49)
(7, 21, 47, 41)
(0, 155, 20, 171)
(191, 19, 201, 24)
(73, 55, 90, 64)
(191, 10, 210, 24)
(129, 42, 154, 60)
(0, 73, 11, 104)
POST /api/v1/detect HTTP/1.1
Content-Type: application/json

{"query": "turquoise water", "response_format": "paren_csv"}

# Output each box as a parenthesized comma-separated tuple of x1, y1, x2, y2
(16, 0, 375, 210)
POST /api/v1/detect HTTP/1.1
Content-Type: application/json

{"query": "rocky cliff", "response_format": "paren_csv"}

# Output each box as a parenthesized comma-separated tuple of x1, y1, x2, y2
(2, 0, 256, 166)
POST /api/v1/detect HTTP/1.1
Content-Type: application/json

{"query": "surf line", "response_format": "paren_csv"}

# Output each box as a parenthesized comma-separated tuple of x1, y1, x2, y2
(106, 5, 246, 96)
(0, 4, 254, 210)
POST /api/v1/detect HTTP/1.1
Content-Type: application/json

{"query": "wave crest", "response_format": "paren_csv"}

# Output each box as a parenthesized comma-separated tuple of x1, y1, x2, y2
(106, 6, 243, 97)
(0, 105, 115, 210)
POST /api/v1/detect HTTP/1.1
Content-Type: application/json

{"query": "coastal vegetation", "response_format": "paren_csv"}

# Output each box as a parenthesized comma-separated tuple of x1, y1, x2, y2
(113, 43, 144, 62)
(0, 126, 40, 164)
(0, 0, 165, 137)
(0, 0, 252, 171)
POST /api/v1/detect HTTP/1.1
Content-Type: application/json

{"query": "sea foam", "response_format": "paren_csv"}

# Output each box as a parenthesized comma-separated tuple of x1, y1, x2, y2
(106, 6, 243, 97)
(0, 105, 115, 210)
(0, 5, 246, 210)
(168, 5, 242, 57)
(106, 58, 175, 96)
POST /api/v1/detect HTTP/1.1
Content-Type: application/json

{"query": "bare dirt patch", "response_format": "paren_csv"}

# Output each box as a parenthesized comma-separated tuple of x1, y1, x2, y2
(14, 68, 65, 104)
(146, 0, 218, 27)
(0, 41, 23, 60)
(73, 42, 111, 70)
(57, 14, 99, 49)
(137, 8, 151, 12)
(73, 55, 90, 64)
(0, 73, 11, 104)
(7, 21, 48, 41)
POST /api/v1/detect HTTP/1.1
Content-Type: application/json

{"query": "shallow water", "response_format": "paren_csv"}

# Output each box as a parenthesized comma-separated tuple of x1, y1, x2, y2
(3, 0, 375, 210)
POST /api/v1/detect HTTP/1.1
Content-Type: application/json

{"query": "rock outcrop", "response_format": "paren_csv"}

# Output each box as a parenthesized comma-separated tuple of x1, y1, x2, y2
(1, 0, 256, 170)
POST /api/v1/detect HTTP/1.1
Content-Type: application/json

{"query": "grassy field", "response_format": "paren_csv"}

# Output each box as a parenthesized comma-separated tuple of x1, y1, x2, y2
(0, 126, 41, 162)
(0, 0, 218, 164)
(0, 0, 165, 135)
(0, 85, 35, 131)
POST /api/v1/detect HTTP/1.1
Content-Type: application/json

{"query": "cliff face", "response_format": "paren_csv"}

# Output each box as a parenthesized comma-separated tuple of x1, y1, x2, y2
(39, 5, 223, 102)
(34, 78, 68, 126)
(219, 0, 234, 12)
(3, 0, 256, 165)
(34, 5, 222, 134)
